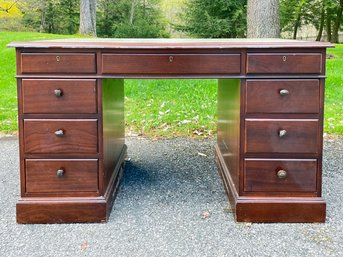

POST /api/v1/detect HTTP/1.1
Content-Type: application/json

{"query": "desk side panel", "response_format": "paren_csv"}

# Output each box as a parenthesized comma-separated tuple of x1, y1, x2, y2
(101, 79, 125, 192)
(217, 79, 241, 194)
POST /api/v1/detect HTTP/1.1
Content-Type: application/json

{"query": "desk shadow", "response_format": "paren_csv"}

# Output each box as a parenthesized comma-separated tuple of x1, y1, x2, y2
(116, 157, 225, 206)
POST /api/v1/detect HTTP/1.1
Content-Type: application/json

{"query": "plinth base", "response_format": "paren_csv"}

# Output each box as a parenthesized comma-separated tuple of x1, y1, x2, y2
(215, 145, 326, 223)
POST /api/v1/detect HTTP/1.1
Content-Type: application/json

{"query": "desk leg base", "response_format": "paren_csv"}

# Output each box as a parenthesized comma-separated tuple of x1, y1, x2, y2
(215, 145, 326, 223)
(16, 145, 127, 224)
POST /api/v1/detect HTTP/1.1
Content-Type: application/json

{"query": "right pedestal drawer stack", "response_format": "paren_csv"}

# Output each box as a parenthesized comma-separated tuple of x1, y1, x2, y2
(241, 51, 326, 222)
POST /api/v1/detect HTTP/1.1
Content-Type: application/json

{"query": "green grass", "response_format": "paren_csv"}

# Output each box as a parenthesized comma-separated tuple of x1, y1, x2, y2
(125, 79, 217, 137)
(0, 32, 342, 137)
(0, 32, 90, 133)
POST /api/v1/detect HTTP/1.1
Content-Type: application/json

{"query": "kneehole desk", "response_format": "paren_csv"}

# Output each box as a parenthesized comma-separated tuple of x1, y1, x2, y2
(8, 39, 333, 223)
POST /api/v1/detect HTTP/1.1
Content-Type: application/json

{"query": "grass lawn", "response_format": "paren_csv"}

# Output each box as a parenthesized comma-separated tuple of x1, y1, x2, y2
(0, 32, 342, 137)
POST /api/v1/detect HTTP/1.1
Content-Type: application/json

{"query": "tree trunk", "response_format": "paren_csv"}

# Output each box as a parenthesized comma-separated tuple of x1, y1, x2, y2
(316, 1, 325, 41)
(247, 0, 280, 38)
(129, 0, 136, 24)
(40, 1, 46, 33)
(293, 14, 301, 39)
(326, 7, 332, 42)
(79, 0, 97, 36)
(331, 0, 343, 43)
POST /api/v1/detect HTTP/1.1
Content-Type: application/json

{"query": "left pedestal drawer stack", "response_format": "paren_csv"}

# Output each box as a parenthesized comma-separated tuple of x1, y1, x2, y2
(16, 50, 126, 223)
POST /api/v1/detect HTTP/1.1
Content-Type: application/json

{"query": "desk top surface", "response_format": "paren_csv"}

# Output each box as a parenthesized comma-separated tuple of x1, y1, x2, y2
(8, 38, 333, 49)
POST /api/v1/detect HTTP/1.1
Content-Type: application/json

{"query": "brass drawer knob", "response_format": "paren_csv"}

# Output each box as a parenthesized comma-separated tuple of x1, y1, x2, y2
(54, 89, 63, 97)
(54, 129, 64, 137)
(277, 169, 287, 179)
(279, 89, 289, 96)
(278, 129, 287, 138)
(56, 169, 65, 177)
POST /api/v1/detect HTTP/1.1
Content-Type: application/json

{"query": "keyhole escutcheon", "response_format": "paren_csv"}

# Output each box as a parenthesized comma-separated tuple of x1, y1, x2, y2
(282, 56, 287, 62)
(169, 56, 174, 63)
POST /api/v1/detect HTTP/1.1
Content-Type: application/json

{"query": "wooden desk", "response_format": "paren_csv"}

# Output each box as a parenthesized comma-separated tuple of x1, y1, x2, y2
(8, 39, 333, 223)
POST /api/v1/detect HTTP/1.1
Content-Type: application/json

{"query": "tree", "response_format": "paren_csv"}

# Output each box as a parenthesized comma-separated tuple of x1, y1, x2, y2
(177, 0, 247, 38)
(328, 0, 343, 43)
(97, 0, 169, 38)
(280, 0, 342, 43)
(79, 0, 96, 36)
(247, 0, 280, 38)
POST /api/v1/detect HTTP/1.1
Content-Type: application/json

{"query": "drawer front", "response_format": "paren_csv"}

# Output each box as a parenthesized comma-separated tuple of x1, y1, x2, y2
(245, 119, 318, 154)
(22, 79, 97, 114)
(24, 119, 98, 154)
(245, 80, 320, 114)
(246, 53, 322, 74)
(26, 159, 98, 193)
(244, 159, 317, 192)
(21, 53, 96, 74)
(102, 54, 241, 74)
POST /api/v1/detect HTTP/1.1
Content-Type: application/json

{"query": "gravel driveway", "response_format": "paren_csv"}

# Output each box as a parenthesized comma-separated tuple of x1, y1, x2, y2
(0, 136, 342, 257)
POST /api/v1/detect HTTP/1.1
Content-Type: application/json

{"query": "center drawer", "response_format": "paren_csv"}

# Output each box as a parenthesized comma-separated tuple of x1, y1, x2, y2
(245, 119, 319, 154)
(22, 79, 97, 114)
(24, 119, 98, 154)
(25, 159, 98, 193)
(101, 54, 241, 75)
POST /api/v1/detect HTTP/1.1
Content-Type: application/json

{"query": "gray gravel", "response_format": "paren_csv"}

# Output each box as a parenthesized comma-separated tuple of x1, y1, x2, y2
(0, 136, 342, 257)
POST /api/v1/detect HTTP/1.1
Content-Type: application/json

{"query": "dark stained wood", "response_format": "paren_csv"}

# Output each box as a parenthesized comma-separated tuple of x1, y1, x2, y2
(244, 159, 317, 193)
(245, 119, 319, 154)
(10, 39, 331, 223)
(21, 53, 96, 74)
(216, 146, 326, 222)
(22, 79, 97, 114)
(217, 79, 241, 191)
(24, 119, 98, 154)
(102, 54, 241, 75)
(245, 80, 320, 114)
(101, 79, 125, 190)
(236, 198, 326, 223)
(25, 159, 98, 193)
(246, 53, 322, 74)
(16, 199, 107, 224)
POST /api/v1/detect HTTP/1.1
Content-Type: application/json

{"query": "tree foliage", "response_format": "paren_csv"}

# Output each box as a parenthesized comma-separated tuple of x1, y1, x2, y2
(280, 0, 343, 42)
(177, 0, 247, 38)
(97, 0, 169, 38)
(20, 0, 79, 34)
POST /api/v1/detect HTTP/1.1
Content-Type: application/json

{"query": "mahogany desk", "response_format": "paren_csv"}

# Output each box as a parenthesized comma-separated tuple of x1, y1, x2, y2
(8, 39, 333, 223)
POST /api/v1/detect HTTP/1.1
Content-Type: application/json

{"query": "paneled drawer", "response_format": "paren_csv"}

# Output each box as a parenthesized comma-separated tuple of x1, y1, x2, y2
(26, 159, 98, 193)
(244, 159, 317, 192)
(246, 53, 322, 74)
(22, 79, 97, 114)
(21, 53, 96, 74)
(102, 54, 241, 74)
(245, 119, 319, 154)
(245, 80, 320, 114)
(24, 119, 98, 154)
